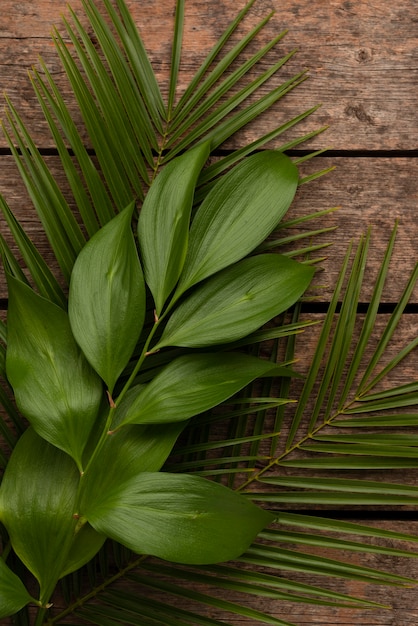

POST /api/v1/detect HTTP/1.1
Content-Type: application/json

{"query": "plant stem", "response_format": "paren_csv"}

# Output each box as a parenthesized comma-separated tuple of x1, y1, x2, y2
(115, 317, 162, 405)
(74, 314, 164, 512)
(33, 606, 49, 626)
(44, 555, 149, 625)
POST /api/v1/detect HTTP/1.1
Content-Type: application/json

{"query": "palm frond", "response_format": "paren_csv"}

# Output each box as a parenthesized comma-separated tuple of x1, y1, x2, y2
(234, 225, 418, 501)
(1, 0, 323, 294)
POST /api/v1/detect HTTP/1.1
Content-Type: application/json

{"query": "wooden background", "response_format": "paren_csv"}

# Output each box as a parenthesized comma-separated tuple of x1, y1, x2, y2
(1, 0, 418, 624)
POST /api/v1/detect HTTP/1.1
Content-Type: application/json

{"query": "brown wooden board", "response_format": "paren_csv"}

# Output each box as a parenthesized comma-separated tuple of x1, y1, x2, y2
(1, 0, 418, 150)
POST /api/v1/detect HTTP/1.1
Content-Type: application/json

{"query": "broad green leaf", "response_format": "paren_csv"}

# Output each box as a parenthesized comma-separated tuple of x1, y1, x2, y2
(82, 472, 274, 564)
(138, 142, 210, 314)
(174, 151, 299, 297)
(5, 275, 102, 469)
(0, 558, 35, 618)
(69, 203, 145, 393)
(114, 352, 286, 427)
(0, 429, 80, 603)
(155, 254, 314, 349)
(78, 421, 184, 511)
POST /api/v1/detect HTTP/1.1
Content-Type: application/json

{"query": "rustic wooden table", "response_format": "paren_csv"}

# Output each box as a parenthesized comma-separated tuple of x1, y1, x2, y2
(1, 1, 418, 625)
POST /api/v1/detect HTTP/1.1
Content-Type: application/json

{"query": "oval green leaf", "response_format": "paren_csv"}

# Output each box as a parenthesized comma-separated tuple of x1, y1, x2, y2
(155, 254, 314, 349)
(0, 558, 35, 619)
(0, 429, 80, 603)
(175, 151, 299, 297)
(138, 142, 210, 315)
(69, 203, 145, 393)
(5, 275, 102, 469)
(114, 352, 284, 427)
(82, 472, 274, 564)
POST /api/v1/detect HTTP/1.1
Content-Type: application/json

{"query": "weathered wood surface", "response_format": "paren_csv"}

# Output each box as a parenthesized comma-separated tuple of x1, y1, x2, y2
(1, 1, 418, 625)
(1, 0, 418, 150)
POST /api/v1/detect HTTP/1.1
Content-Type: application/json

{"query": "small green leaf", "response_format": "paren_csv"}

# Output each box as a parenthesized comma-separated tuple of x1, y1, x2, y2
(138, 143, 209, 314)
(114, 352, 285, 426)
(82, 472, 274, 564)
(0, 558, 35, 619)
(69, 203, 145, 392)
(5, 275, 102, 468)
(175, 151, 299, 297)
(0, 429, 81, 603)
(156, 254, 314, 349)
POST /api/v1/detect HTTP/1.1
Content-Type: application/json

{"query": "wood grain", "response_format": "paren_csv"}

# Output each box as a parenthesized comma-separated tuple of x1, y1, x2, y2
(1, 0, 418, 150)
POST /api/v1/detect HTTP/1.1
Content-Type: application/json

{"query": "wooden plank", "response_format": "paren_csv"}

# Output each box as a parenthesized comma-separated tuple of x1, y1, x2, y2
(0, 0, 417, 150)
(0, 155, 416, 301)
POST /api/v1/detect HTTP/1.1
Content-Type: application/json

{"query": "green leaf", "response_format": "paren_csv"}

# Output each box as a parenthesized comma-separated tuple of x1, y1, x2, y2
(31, 61, 115, 229)
(52, 27, 135, 211)
(82, 472, 274, 564)
(0, 429, 81, 603)
(243, 544, 415, 585)
(171, 0, 258, 120)
(64, 6, 153, 184)
(174, 151, 299, 296)
(114, 352, 286, 427)
(138, 142, 210, 314)
(78, 421, 184, 512)
(103, 0, 166, 129)
(123, 572, 300, 626)
(141, 561, 384, 609)
(155, 254, 314, 349)
(59, 523, 106, 579)
(167, 0, 185, 116)
(0, 558, 35, 619)
(2, 103, 84, 281)
(278, 511, 418, 544)
(69, 203, 145, 393)
(0, 195, 66, 307)
(168, 10, 281, 137)
(5, 275, 102, 469)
